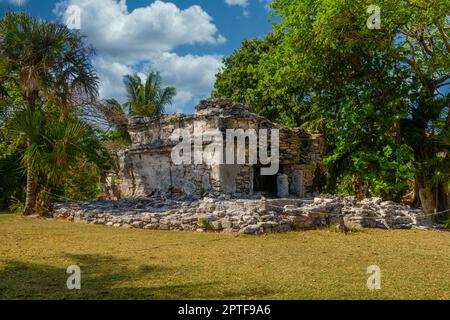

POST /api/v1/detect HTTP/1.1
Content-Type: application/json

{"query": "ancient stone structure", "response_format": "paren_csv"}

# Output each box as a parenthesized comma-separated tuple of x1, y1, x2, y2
(52, 196, 441, 234)
(52, 100, 445, 234)
(119, 99, 325, 199)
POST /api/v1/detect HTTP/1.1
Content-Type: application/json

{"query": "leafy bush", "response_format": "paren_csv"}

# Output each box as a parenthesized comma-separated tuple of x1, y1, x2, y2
(60, 161, 105, 202)
(198, 217, 210, 231)
(8, 196, 24, 213)
(445, 218, 450, 229)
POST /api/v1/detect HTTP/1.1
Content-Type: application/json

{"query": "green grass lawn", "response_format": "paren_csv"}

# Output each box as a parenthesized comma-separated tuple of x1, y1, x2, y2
(0, 213, 449, 300)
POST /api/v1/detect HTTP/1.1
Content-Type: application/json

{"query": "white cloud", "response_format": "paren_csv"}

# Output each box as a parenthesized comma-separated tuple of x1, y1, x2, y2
(147, 53, 223, 112)
(224, 0, 272, 13)
(93, 57, 133, 102)
(225, 0, 248, 7)
(54, 0, 225, 112)
(54, 0, 225, 64)
(224, 0, 249, 17)
(92, 52, 223, 113)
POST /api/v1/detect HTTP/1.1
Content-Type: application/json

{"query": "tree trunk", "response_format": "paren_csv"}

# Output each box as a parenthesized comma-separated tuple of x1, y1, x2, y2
(34, 188, 53, 217)
(23, 96, 39, 216)
(436, 182, 449, 222)
(23, 161, 37, 215)
(412, 179, 421, 207)
(418, 178, 449, 222)
(402, 180, 421, 207)
(418, 184, 436, 215)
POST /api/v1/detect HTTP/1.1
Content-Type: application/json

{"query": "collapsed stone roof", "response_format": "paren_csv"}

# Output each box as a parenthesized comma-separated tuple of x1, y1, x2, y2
(127, 99, 314, 148)
(128, 99, 273, 130)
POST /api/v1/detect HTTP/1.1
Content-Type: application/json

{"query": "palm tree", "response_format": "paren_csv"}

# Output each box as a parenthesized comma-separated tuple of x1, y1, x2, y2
(101, 98, 131, 145)
(0, 12, 99, 215)
(5, 107, 108, 214)
(123, 71, 176, 117)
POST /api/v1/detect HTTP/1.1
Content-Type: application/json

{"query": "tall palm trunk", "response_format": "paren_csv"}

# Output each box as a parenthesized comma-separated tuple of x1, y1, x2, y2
(23, 138, 37, 215)
(23, 93, 38, 215)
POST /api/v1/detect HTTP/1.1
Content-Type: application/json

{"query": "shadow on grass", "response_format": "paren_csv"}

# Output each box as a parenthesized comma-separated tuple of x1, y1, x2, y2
(0, 254, 276, 300)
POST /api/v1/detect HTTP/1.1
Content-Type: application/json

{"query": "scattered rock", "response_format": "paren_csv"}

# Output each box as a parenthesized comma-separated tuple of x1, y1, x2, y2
(210, 221, 222, 231)
(239, 225, 260, 235)
(51, 195, 443, 235)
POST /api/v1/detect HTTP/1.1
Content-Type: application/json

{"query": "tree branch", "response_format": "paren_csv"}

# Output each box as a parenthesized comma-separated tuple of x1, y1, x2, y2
(436, 22, 450, 53)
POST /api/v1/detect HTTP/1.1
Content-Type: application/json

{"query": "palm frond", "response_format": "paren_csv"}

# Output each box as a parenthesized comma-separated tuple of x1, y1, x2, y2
(120, 71, 176, 117)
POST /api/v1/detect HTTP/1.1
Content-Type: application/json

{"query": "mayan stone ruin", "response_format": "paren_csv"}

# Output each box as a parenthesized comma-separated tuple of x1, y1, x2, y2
(119, 99, 326, 199)
(52, 99, 442, 234)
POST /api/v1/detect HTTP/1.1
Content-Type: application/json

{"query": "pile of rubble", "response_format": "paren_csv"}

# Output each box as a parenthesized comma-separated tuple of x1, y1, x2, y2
(53, 196, 441, 234)
(51, 195, 443, 234)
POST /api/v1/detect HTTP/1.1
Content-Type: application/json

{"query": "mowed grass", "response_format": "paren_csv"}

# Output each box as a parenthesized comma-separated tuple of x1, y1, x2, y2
(0, 213, 449, 300)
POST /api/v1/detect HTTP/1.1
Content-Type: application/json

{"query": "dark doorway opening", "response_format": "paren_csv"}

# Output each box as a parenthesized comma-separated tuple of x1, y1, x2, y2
(253, 165, 281, 195)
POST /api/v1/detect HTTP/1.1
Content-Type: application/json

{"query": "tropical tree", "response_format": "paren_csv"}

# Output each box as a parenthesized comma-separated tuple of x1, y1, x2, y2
(123, 71, 176, 117)
(1, 107, 110, 213)
(95, 98, 131, 182)
(100, 98, 131, 145)
(213, 0, 449, 215)
(0, 12, 99, 215)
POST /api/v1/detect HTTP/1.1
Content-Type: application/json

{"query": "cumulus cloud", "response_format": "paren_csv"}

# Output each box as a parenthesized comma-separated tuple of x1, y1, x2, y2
(146, 53, 223, 112)
(54, 0, 225, 112)
(93, 57, 133, 101)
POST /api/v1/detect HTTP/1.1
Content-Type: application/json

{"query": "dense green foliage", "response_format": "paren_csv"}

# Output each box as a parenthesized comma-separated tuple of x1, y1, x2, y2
(213, 0, 449, 213)
(1, 107, 110, 207)
(0, 13, 110, 213)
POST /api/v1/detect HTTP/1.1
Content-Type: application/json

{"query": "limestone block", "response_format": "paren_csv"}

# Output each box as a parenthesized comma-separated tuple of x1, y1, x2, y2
(277, 174, 289, 198)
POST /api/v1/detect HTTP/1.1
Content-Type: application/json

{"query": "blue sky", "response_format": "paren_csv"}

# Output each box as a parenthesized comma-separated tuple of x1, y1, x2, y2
(0, 0, 274, 113)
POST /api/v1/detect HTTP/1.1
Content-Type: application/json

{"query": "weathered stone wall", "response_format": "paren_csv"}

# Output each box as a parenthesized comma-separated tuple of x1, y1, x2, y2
(52, 196, 441, 234)
(119, 99, 325, 198)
